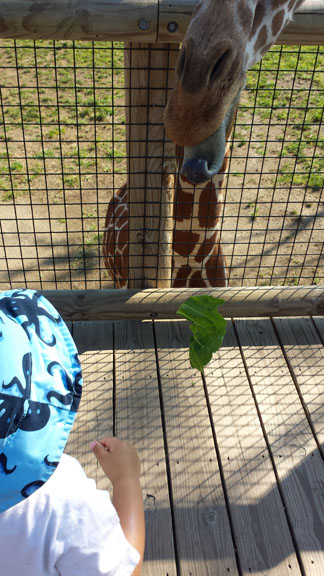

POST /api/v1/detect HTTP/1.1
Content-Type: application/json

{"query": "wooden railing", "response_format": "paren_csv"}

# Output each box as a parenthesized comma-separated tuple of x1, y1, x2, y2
(42, 285, 324, 320)
(0, 0, 323, 43)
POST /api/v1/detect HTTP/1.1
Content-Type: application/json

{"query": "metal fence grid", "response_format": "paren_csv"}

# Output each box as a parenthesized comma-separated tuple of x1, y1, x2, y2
(0, 40, 323, 290)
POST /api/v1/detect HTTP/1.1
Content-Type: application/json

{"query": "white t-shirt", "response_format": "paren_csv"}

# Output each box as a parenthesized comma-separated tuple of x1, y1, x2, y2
(0, 453, 140, 576)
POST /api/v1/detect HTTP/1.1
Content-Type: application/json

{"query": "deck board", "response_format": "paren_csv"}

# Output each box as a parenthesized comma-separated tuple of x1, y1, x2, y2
(155, 320, 239, 576)
(113, 319, 176, 576)
(273, 317, 324, 456)
(234, 318, 324, 575)
(204, 321, 301, 575)
(66, 316, 324, 576)
(66, 320, 114, 489)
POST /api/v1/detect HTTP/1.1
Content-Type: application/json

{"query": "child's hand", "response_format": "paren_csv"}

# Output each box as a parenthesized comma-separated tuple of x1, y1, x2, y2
(91, 436, 145, 572)
(90, 437, 141, 486)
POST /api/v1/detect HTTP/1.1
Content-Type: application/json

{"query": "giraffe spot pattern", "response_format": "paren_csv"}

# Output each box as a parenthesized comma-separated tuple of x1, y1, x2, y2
(173, 265, 191, 287)
(272, 0, 290, 7)
(198, 183, 221, 229)
(238, 1, 254, 33)
(250, 2, 266, 39)
(189, 272, 207, 288)
(194, 231, 218, 264)
(254, 24, 268, 53)
(173, 230, 201, 257)
(206, 248, 228, 287)
(272, 9, 285, 36)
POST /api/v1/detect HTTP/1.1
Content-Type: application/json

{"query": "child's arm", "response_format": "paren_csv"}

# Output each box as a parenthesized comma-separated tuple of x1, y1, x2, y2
(90, 437, 145, 576)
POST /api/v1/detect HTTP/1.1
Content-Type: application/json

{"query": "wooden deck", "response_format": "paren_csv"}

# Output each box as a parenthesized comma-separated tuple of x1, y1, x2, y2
(65, 316, 324, 576)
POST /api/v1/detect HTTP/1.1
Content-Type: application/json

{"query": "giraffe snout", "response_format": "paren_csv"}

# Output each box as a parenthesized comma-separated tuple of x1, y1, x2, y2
(181, 158, 216, 186)
(181, 119, 226, 185)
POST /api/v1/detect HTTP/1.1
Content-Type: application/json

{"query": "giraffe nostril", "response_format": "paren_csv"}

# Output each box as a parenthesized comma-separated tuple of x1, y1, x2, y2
(181, 158, 217, 185)
(209, 49, 233, 85)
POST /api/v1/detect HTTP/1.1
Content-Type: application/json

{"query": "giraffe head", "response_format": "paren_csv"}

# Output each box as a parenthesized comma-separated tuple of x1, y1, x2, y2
(164, 0, 303, 184)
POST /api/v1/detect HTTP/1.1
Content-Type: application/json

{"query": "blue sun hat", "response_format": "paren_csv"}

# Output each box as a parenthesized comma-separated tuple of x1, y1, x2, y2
(0, 289, 82, 513)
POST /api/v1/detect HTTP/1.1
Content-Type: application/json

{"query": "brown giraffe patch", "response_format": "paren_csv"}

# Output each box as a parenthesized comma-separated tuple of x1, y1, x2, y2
(288, 0, 301, 9)
(238, 0, 253, 33)
(189, 272, 207, 288)
(118, 228, 128, 247)
(195, 231, 218, 263)
(260, 41, 275, 58)
(173, 264, 191, 287)
(272, 0, 289, 7)
(174, 181, 194, 221)
(254, 25, 268, 53)
(173, 229, 200, 257)
(250, 2, 266, 39)
(272, 9, 285, 37)
(205, 248, 227, 287)
(198, 183, 221, 229)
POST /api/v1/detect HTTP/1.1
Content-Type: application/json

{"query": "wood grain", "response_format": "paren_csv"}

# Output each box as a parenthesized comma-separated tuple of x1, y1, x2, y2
(0, 0, 158, 42)
(154, 320, 239, 575)
(125, 43, 179, 288)
(66, 320, 114, 490)
(41, 285, 324, 321)
(113, 319, 177, 575)
(234, 317, 324, 575)
(0, 0, 323, 44)
(273, 316, 324, 456)
(204, 321, 301, 575)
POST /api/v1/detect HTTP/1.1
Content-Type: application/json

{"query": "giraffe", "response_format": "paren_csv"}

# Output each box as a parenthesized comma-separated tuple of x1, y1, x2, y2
(103, 0, 305, 287)
(164, 0, 305, 184)
(103, 141, 232, 288)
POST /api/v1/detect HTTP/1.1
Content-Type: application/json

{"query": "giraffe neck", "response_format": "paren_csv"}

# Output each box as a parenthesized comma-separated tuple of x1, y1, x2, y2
(244, 0, 305, 70)
(172, 144, 230, 288)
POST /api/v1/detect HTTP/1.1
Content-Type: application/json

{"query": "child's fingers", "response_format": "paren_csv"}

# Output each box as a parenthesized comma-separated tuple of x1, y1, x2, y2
(90, 440, 110, 460)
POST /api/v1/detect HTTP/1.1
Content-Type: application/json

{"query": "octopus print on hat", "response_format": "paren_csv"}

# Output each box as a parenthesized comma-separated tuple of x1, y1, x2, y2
(0, 289, 82, 513)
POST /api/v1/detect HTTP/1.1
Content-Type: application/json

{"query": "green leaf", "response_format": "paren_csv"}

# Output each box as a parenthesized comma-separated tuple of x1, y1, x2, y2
(177, 295, 227, 374)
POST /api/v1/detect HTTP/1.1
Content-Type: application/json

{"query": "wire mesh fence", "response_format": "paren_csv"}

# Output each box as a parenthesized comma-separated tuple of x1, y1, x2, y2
(0, 40, 323, 290)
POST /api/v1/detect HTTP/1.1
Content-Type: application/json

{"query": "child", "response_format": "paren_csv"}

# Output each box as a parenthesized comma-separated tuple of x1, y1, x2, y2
(0, 289, 145, 575)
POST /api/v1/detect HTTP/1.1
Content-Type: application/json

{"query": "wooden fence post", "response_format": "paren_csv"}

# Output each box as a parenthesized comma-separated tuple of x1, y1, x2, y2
(124, 42, 179, 289)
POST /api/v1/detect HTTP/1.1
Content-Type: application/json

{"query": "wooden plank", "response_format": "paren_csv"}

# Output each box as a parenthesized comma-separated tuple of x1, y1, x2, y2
(113, 319, 176, 575)
(204, 321, 302, 575)
(154, 320, 239, 576)
(0, 0, 158, 42)
(42, 285, 324, 321)
(125, 43, 178, 288)
(65, 320, 114, 490)
(1, 0, 323, 43)
(234, 318, 324, 575)
(273, 317, 324, 455)
(313, 316, 324, 343)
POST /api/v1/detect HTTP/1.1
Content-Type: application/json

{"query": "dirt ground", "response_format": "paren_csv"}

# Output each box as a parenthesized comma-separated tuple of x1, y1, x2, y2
(0, 42, 323, 290)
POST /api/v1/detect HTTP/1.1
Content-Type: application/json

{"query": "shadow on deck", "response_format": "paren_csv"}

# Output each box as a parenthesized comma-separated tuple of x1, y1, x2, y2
(66, 316, 324, 576)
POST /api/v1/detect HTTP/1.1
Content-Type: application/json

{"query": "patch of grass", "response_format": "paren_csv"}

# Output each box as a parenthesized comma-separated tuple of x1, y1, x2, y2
(64, 174, 79, 187)
(247, 202, 259, 221)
